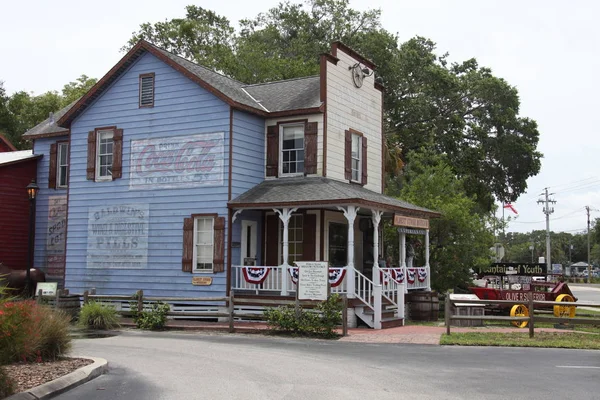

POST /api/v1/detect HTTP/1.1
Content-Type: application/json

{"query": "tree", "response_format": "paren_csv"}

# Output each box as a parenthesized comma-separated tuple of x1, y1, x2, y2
(61, 75, 97, 105)
(125, 1, 542, 212)
(0, 82, 15, 142)
(394, 151, 494, 293)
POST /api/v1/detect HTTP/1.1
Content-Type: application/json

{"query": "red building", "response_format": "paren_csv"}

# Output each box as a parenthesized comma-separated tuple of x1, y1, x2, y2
(0, 135, 41, 270)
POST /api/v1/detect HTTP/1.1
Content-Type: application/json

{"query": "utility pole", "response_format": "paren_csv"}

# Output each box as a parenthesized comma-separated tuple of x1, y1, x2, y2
(586, 206, 591, 282)
(537, 188, 556, 275)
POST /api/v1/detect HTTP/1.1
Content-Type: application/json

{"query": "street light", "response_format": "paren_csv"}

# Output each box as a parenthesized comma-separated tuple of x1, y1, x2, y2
(26, 179, 39, 297)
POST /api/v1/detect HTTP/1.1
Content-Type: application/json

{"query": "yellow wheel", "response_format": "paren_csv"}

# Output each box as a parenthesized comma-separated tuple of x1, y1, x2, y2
(553, 294, 576, 318)
(510, 304, 529, 328)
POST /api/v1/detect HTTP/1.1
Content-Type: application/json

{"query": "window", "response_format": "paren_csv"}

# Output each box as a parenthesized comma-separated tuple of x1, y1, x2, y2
(328, 222, 348, 267)
(281, 124, 304, 175)
(194, 217, 214, 272)
(57, 143, 69, 188)
(96, 130, 114, 180)
(351, 134, 361, 182)
(139, 73, 155, 107)
(280, 214, 303, 264)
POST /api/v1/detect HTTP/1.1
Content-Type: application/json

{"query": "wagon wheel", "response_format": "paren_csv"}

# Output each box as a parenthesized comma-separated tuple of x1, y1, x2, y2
(553, 294, 576, 318)
(510, 304, 529, 328)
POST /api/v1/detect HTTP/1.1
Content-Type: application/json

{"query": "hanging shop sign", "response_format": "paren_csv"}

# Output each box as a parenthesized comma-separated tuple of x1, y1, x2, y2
(393, 215, 429, 229)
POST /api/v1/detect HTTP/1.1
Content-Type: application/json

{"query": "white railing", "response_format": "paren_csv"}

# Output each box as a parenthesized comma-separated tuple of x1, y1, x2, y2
(355, 269, 374, 310)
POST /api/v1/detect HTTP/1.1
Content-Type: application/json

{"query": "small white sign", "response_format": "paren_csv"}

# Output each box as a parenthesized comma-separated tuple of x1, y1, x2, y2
(35, 282, 58, 296)
(296, 261, 328, 301)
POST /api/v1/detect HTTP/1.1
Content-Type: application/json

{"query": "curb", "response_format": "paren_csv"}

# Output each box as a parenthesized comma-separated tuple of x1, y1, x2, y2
(6, 357, 108, 400)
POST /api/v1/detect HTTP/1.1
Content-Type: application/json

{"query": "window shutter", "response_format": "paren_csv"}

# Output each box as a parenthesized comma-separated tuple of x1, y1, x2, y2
(182, 217, 193, 272)
(361, 136, 368, 185)
(301, 214, 317, 261)
(49, 143, 57, 189)
(112, 128, 123, 179)
(213, 216, 226, 272)
(266, 125, 279, 177)
(344, 130, 352, 180)
(304, 122, 318, 175)
(87, 131, 96, 180)
(265, 215, 279, 266)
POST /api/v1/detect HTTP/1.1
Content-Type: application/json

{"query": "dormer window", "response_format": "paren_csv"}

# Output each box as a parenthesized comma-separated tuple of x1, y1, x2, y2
(139, 73, 155, 107)
(280, 124, 304, 176)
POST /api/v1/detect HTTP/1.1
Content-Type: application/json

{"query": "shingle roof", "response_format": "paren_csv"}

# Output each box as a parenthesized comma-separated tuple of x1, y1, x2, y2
(0, 150, 41, 166)
(228, 176, 440, 217)
(243, 76, 321, 112)
(22, 100, 76, 138)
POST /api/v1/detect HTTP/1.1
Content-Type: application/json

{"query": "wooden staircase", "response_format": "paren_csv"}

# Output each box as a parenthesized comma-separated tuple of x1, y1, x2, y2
(351, 296, 404, 329)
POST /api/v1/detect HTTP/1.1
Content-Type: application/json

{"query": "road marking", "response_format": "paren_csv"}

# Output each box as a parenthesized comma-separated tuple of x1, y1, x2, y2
(556, 366, 600, 369)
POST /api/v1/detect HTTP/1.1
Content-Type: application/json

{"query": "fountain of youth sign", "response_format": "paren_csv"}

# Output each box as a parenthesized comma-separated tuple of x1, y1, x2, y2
(87, 204, 149, 269)
(296, 262, 329, 301)
(129, 132, 224, 190)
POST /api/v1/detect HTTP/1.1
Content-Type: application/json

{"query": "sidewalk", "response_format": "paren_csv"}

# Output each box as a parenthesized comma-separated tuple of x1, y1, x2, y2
(117, 318, 578, 345)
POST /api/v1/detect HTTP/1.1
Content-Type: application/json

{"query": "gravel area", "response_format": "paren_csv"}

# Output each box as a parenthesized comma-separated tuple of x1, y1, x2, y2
(3, 358, 93, 394)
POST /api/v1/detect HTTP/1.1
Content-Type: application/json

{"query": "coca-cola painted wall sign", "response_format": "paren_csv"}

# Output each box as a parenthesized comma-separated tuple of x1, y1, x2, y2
(129, 132, 224, 190)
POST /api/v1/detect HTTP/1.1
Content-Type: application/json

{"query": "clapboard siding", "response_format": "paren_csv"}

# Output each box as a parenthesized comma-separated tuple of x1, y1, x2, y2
(231, 110, 265, 197)
(64, 52, 231, 296)
(326, 49, 383, 192)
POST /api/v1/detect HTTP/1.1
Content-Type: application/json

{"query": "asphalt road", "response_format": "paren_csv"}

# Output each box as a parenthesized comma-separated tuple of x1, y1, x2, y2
(57, 331, 599, 400)
(570, 284, 600, 304)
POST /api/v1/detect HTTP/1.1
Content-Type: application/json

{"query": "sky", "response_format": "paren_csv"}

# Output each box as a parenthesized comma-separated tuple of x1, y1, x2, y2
(1, 0, 598, 234)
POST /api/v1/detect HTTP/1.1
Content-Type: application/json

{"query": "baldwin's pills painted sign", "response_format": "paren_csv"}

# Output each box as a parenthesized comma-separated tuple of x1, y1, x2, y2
(129, 132, 224, 190)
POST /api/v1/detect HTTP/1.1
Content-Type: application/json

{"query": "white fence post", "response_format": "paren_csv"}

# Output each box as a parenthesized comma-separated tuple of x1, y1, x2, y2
(374, 283, 382, 329)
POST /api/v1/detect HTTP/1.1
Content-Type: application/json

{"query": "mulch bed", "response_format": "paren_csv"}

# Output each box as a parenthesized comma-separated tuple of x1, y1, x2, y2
(2, 358, 92, 395)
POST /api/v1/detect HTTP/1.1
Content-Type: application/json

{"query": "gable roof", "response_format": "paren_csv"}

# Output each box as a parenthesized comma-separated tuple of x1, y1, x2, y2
(56, 40, 323, 129)
(0, 133, 17, 151)
(22, 100, 76, 139)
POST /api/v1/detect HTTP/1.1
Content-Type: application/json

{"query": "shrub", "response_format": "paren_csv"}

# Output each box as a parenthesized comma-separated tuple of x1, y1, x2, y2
(78, 301, 120, 330)
(0, 366, 15, 398)
(133, 302, 170, 330)
(264, 294, 343, 338)
(36, 307, 72, 360)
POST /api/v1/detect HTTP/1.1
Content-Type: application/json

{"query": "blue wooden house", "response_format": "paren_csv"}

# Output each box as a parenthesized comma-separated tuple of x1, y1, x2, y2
(24, 40, 439, 328)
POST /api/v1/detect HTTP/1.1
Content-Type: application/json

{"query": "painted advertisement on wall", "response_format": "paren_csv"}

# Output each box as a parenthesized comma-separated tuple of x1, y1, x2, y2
(129, 132, 224, 190)
(87, 204, 149, 269)
(46, 195, 67, 277)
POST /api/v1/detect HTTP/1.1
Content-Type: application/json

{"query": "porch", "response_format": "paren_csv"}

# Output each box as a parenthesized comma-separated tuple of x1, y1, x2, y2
(227, 177, 440, 329)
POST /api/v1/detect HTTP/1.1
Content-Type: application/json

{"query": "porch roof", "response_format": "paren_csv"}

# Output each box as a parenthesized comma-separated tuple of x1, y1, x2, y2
(228, 176, 441, 218)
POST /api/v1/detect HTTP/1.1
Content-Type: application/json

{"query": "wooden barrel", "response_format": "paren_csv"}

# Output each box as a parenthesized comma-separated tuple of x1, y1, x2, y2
(406, 291, 439, 321)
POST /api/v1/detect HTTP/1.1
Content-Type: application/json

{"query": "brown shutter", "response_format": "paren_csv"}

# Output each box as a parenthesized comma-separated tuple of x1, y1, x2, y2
(344, 130, 352, 180)
(304, 122, 318, 175)
(301, 214, 317, 261)
(112, 128, 123, 179)
(266, 125, 279, 177)
(213, 216, 225, 272)
(361, 136, 368, 185)
(265, 215, 279, 266)
(49, 143, 57, 189)
(87, 131, 96, 180)
(182, 217, 194, 272)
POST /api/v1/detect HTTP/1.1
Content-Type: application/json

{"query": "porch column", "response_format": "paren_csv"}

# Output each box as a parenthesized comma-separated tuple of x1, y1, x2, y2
(399, 231, 407, 293)
(371, 210, 383, 286)
(425, 229, 431, 291)
(274, 207, 297, 296)
(337, 205, 358, 298)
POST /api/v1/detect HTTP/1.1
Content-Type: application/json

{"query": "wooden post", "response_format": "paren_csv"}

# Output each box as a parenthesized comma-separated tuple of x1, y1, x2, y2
(36, 289, 43, 304)
(445, 292, 451, 335)
(83, 290, 89, 305)
(342, 295, 348, 337)
(228, 290, 235, 333)
(55, 289, 61, 310)
(528, 293, 534, 338)
(137, 290, 144, 313)
(295, 279, 301, 319)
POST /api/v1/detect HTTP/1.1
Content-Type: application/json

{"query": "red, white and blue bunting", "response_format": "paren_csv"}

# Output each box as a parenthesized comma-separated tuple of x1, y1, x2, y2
(380, 268, 406, 284)
(392, 268, 405, 284)
(417, 267, 428, 282)
(288, 267, 347, 287)
(407, 268, 416, 284)
(242, 266, 270, 284)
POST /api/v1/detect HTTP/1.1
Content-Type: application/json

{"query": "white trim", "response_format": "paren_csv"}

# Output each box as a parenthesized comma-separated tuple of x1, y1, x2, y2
(241, 87, 269, 112)
(192, 216, 214, 273)
(95, 129, 114, 181)
(57, 142, 69, 189)
(350, 133, 362, 183)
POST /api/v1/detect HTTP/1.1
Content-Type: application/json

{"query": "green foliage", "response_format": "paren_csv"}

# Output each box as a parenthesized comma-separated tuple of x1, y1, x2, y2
(0, 366, 15, 398)
(132, 302, 171, 330)
(264, 294, 343, 338)
(393, 151, 494, 292)
(61, 75, 97, 105)
(78, 301, 120, 330)
(0, 301, 72, 364)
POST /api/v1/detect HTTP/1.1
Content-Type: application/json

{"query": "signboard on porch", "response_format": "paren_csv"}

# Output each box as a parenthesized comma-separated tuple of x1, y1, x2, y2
(296, 261, 328, 301)
(393, 215, 429, 229)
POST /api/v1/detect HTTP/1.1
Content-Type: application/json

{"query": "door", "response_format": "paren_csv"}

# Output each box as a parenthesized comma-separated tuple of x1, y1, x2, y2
(241, 220, 257, 266)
